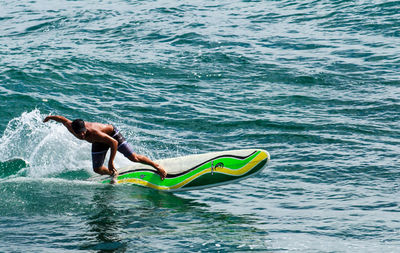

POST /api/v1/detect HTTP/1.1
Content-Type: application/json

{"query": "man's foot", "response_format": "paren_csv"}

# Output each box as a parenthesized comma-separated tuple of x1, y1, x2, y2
(110, 171, 119, 184)
(155, 164, 167, 180)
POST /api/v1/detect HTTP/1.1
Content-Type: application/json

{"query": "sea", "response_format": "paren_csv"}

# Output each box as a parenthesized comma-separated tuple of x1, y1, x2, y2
(0, 0, 399, 252)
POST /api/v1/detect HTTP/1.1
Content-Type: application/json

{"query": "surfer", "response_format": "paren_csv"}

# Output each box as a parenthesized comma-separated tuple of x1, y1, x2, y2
(43, 115, 167, 183)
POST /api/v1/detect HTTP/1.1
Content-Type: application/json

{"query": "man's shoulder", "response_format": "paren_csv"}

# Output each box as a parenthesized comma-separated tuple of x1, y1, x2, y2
(90, 123, 113, 135)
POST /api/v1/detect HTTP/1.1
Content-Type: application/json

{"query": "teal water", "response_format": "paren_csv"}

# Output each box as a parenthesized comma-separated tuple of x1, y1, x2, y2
(1, 0, 399, 252)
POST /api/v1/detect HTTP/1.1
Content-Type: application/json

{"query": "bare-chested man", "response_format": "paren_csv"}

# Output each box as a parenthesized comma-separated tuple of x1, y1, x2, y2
(43, 115, 167, 183)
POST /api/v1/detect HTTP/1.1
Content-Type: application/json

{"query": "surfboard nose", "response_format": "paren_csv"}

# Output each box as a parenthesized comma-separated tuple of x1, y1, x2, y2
(250, 149, 270, 173)
(259, 149, 271, 163)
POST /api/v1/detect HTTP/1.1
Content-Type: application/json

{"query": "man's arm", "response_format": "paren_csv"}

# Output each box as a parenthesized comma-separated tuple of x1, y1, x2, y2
(43, 115, 74, 134)
(94, 131, 119, 174)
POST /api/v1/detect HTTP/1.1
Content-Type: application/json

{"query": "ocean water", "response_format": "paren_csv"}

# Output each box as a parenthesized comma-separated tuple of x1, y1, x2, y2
(1, 0, 399, 252)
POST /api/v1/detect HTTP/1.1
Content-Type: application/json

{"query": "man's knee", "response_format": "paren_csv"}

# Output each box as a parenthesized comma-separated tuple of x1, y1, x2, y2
(130, 153, 140, 162)
(93, 166, 110, 175)
(93, 167, 101, 174)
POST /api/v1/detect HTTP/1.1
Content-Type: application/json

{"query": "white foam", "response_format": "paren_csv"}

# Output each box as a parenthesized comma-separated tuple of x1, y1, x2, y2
(0, 110, 92, 177)
(0, 175, 100, 186)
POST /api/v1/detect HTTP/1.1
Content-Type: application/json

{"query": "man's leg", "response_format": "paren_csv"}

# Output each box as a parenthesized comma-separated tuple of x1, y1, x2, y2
(94, 165, 118, 184)
(92, 145, 116, 180)
(94, 166, 113, 176)
(116, 140, 167, 180)
(128, 153, 167, 180)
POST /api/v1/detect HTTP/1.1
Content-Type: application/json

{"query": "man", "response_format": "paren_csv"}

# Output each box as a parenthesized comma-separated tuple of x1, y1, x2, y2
(43, 115, 167, 183)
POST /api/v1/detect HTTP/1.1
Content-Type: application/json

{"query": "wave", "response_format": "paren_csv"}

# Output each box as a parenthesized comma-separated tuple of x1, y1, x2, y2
(0, 158, 28, 178)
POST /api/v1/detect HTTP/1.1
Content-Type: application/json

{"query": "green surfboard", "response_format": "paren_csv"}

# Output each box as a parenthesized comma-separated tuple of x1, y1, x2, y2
(92, 149, 270, 192)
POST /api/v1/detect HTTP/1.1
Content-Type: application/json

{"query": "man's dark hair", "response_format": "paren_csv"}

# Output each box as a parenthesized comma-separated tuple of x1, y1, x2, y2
(71, 119, 86, 134)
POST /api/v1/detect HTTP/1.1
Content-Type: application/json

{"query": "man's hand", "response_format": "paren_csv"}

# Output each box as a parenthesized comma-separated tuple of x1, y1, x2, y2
(155, 164, 167, 180)
(109, 162, 117, 175)
(43, 116, 51, 123)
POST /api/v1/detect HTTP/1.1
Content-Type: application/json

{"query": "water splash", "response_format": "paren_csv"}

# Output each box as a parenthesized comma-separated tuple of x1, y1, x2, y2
(0, 110, 142, 178)
(0, 110, 92, 177)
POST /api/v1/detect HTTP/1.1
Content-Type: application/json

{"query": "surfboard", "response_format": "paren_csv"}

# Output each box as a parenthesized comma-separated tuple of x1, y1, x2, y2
(92, 149, 270, 192)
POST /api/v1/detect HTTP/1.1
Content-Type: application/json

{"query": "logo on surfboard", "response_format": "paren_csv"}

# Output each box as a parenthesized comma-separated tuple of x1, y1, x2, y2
(211, 161, 224, 175)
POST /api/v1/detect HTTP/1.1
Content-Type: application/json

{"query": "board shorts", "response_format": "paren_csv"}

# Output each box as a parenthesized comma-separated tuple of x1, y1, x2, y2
(91, 125, 135, 169)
